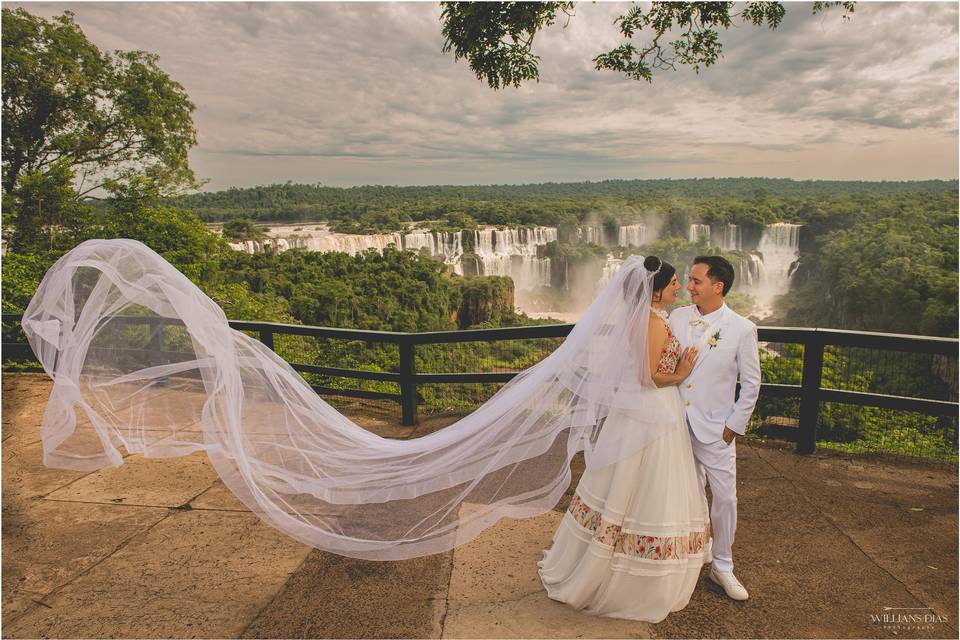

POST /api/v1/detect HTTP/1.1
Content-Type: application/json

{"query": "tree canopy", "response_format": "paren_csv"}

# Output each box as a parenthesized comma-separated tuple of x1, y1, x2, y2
(1, 8, 199, 198)
(440, 1, 855, 89)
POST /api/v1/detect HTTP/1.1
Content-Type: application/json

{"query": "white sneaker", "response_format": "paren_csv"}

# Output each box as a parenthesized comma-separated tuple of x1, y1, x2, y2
(703, 537, 713, 564)
(709, 568, 749, 601)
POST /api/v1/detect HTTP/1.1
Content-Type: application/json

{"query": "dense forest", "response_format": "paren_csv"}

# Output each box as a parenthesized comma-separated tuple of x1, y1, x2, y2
(171, 178, 958, 224)
(174, 179, 957, 236)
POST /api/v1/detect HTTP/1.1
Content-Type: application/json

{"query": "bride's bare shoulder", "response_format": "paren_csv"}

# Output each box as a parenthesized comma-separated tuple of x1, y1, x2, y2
(647, 311, 669, 337)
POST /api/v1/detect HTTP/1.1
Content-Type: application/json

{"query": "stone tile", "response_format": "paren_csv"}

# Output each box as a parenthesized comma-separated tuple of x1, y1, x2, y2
(444, 591, 654, 639)
(3, 510, 313, 639)
(753, 445, 960, 632)
(442, 508, 654, 639)
(1, 374, 51, 448)
(242, 550, 452, 639)
(3, 441, 92, 506)
(189, 479, 249, 512)
(654, 469, 954, 639)
(2, 500, 168, 623)
(44, 451, 219, 508)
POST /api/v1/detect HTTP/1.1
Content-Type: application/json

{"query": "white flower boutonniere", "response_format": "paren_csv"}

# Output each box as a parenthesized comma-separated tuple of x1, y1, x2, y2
(708, 330, 722, 349)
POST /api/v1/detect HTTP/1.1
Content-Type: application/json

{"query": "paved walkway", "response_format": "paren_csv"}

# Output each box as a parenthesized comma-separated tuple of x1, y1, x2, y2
(3, 374, 957, 638)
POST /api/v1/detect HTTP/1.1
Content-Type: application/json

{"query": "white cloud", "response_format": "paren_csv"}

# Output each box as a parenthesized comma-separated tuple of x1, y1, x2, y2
(9, 1, 958, 187)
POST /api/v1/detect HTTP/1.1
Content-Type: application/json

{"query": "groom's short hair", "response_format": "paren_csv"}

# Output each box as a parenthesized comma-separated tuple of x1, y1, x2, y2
(693, 256, 735, 296)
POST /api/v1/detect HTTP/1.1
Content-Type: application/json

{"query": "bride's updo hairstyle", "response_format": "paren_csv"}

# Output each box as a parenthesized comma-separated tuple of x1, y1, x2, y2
(644, 255, 676, 297)
(622, 255, 676, 303)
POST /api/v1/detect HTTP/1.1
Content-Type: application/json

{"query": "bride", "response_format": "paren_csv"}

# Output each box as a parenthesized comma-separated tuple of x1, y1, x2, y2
(538, 256, 710, 622)
(22, 239, 706, 582)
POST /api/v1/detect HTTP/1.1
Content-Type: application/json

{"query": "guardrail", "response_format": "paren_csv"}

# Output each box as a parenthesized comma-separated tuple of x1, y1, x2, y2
(3, 314, 956, 455)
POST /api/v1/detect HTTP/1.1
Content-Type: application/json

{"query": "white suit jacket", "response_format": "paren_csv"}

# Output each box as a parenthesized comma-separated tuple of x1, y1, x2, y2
(668, 303, 761, 443)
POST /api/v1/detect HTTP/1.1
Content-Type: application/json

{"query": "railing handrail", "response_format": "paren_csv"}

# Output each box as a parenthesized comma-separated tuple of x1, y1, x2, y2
(4, 313, 957, 353)
(3, 313, 957, 448)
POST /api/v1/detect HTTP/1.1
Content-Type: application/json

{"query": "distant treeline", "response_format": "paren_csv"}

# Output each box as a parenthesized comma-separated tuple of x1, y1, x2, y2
(169, 178, 959, 229)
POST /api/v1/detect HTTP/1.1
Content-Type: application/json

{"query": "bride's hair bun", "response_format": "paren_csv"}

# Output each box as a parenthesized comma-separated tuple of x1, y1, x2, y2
(644, 255, 663, 274)
(622, 254, 675, 302)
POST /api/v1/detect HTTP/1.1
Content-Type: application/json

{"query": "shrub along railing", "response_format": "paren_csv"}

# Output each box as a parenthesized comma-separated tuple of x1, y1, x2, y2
(3, 314, 956, 458)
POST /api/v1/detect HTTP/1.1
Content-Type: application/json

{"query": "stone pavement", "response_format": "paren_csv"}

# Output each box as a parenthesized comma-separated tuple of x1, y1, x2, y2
(3, 373, 957, 639)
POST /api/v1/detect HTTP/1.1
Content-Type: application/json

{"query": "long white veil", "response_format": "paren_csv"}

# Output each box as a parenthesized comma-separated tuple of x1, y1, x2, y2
(22, 239, 677, 560)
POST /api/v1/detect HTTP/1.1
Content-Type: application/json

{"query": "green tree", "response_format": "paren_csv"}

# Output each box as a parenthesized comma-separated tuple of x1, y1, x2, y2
(1, 8, 199, 197)
(5, 160, 93, 252)
(222, 219, 267, 241)
(440, 1, 854, 90)
(784, 211, 958, 337)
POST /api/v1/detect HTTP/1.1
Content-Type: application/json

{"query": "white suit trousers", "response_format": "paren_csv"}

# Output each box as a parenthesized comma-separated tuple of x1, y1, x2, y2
(688, 428, 738, 573)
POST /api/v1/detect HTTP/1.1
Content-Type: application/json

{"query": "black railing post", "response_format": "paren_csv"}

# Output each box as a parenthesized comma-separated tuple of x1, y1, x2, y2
(260, 328, 274, 351)
(399, 339, 417, 426)
(148, 317, 163, 367)
(797, 332, 825, 455)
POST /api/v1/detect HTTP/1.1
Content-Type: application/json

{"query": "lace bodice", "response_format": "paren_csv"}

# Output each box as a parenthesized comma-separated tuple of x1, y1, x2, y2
(651, 308, 681, 374)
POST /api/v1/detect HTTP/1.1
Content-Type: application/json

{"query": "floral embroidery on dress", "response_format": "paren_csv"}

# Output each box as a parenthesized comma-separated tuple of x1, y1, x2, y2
(651, 309, 681, 374)
(567, 493, 710, 561)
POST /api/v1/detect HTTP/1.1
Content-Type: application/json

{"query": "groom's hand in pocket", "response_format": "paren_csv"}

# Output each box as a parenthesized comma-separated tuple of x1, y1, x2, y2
(722, 426, 736, 446)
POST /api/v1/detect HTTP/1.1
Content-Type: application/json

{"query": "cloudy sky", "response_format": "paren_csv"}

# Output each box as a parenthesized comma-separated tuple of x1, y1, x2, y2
(13, 1, 960, 189)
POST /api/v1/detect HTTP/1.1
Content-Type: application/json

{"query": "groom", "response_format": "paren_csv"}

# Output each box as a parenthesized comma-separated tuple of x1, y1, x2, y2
(669, 256, 761, 602)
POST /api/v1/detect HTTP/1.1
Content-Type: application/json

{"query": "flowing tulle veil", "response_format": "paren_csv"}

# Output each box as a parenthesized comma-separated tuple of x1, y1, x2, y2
(22, 239, 677, 560)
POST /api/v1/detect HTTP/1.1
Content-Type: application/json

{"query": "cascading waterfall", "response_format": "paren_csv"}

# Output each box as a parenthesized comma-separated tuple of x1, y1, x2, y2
(734, 254, 765, 289)
(577, 226, 606, 246)
(228, 224, 559, 289)
(751, 223, 801, 317)
(401, 230, 463, 262)
(718, 224, 742, 252)
(226, 221, 801, 321)
(689, 224, 711, 244)
(472, 227, 557, 289)
(229, 225, 407, 256)
(618, 224, 647, 247)
(596, 256, 624, 291)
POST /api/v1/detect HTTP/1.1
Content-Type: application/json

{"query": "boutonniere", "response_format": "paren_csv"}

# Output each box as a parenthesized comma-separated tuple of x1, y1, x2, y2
(708, 330, 722, 349)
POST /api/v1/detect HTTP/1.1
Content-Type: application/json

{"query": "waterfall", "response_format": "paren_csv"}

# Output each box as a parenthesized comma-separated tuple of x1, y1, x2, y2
(229, 237, 292, 253)
(511, 255, 553, 289)
(751, 223, 801, 317)
(596, 256, 624, 291)
(401, 230, 463, 262)
(732, 254, 765, 289)
(618, 224, 648, 247)
(689, 224, 711, 244)
(228, 224, 407, 256)
(228, 223, 559, 289)
(577, 226, 606, 246)
(718, 224, 742, 251)
(472, 227, 557, 289)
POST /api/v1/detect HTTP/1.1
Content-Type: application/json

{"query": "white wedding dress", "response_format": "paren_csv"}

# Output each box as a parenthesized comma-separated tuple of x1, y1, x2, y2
(538, 308, 710, 622)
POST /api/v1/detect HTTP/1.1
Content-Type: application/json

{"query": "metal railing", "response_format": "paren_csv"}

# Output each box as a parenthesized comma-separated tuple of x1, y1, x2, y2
(3, 314, 957, 456)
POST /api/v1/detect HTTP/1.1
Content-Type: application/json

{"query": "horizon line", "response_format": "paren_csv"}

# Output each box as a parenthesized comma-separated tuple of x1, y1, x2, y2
(183, 175, 960, 195)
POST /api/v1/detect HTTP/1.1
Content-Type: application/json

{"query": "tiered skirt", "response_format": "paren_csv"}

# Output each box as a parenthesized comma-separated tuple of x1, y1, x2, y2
(538, 389, 710, 622)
